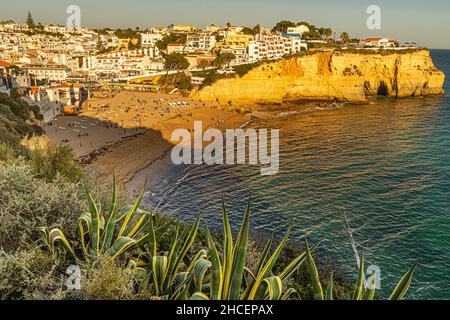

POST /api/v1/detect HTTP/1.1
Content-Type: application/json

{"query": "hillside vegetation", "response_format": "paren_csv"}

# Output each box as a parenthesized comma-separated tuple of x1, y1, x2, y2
(0, 91, 44, 149)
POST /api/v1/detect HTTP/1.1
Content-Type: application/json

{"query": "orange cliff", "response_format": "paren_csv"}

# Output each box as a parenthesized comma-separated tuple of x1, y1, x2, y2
(192, 49, 445, 104)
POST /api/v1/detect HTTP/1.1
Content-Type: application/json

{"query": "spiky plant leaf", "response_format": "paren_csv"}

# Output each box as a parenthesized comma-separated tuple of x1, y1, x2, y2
(388, 265, 416, 300)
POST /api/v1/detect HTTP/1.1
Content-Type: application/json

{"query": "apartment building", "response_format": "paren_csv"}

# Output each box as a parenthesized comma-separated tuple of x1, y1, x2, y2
(186, 32, 216, 52)
(141, 32, 163, 48)
(95, 50, 152, 78)
(248, 33, 307, 61)
(23, 64, 69, 82)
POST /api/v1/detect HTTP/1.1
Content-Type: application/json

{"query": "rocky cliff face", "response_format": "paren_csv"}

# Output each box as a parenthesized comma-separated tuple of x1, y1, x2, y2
(193, 49, 445, 104)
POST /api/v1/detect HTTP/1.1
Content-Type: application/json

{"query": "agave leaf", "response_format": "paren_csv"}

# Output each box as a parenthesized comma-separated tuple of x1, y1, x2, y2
(117, 188, 144, 237)
(352, 254, 365, 300)
(86, 190, 101, 254)
(152, 256, 168, 296)
(281, 288, 299, 300)
(171, 272, 192, 300)
(106, 236, 136, 259)
(326, 273, 334, 300)
(229, 202, 251, 300)
(77, 215, 91, 261)
(126, 213, 150, 239)
(162, 226, 182, 290)
(278, 241, 321, 282)
(206, 227, 223, 300)
(221, 197, 234, 299)
(262, 276, 283, 300)
(248, 225, 292, 300)
(305, 239, 324, 300)
(116, 204, 133, 221)
(48, 228, 75, 257)
(193, 259, 212, 292)
(241, 234, 273, 300)
(102, 175, 118, 252)
(148, 213, 157, 257)
(190, 292, 210, 300)
(254, 234, 273, 276)
(186, 249, 208, 274)
(388, 265, 416, 300)
(167, 216, 200, 288)
(363, 272, 376, 300)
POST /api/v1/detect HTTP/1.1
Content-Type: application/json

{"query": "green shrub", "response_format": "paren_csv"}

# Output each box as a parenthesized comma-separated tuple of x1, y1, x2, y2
(29, 145, 83, 182)
(177, 74, 193, 91)
(0, 142, 17, 162)
(0, 160, 122, 252)
(233, 62, 262, 77)
(82, 256, 136, 300)
(0, 247, 67, 300)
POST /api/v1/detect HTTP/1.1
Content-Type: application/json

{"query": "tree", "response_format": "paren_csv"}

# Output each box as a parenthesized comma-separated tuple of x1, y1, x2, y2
(96, 36, 104, 51)
(156, 33, 187, 50)
(252, 24, 261, 35)
(241, 27, 253, 35)
(323, 28, 333, 39)
(340, 32, 350, 44)
(297, 21, 310, 28)
(198, 59, 210, 71)
(177, 74, 193, 90)
(164, 53, 190, 71)
(214, 52, 236, 68)
(26, 11, 35, 29)
(128, 40, 134, 50)
(273, 20, 296, 33)
(318, 27, 333, 39)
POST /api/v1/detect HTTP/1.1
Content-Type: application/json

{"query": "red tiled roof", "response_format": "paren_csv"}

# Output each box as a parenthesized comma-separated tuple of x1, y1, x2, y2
(364, 38, 384, 41)
(0, 60, 16, 67)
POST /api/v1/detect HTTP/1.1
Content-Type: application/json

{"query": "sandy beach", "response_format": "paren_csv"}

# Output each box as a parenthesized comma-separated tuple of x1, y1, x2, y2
(45, 90, 250, 192)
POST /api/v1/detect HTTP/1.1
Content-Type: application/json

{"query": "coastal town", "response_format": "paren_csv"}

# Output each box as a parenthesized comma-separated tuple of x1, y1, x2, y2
(0, 13, 416, 121)
(1, 1, 449, 304)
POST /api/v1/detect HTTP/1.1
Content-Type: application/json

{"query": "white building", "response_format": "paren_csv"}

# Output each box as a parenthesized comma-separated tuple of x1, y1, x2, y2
(141, 32, 163, 48)
(186, 32, 217, 52)
(24, 64, 69, 82)
(247, 34, 307, 61)
(360, 38, 397, 48)
(95, 50, 152, 78)
(286, 25, 310, 36)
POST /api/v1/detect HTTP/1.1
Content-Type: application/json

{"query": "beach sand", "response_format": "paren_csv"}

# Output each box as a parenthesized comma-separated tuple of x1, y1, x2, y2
(45, 90, 250, 192)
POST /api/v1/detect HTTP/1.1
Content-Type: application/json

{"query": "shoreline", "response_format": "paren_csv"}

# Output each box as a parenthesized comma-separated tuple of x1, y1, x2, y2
(44, 90, 442, 197)
(45, 90, 252, 191)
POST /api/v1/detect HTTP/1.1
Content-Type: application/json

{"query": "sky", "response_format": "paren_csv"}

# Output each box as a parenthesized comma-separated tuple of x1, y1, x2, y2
(2, 0, 450, 49)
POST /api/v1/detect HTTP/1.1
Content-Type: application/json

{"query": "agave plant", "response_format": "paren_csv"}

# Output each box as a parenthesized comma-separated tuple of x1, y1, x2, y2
(188, 201, 313, 300)
(39, 177, 151, 263)
(129, 214, 203, 299)
(304, 240, 416, 300)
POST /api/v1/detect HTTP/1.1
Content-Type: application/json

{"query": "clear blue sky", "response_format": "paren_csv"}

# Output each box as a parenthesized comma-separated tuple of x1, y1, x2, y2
(2, 0, 450, 48)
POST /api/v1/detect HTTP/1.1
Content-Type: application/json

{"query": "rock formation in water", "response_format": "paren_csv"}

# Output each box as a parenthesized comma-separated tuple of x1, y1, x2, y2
(193, 49, 445, 104)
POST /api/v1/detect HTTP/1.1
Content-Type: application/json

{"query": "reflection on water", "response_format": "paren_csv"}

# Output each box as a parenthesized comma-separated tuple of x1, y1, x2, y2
(143, 50, 450, 299)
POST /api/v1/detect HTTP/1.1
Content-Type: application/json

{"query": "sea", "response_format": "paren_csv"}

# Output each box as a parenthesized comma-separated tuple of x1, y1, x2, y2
(142, 49, 450, 299)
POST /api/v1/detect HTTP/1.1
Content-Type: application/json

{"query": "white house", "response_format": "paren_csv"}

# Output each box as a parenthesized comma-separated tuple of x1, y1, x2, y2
(141, 32, 163, 48)
(286, 25, 310, 36)
(361, 38, 397, 48)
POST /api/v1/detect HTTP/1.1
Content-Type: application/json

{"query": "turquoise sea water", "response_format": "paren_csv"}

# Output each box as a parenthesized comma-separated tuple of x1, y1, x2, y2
(143, 50, 450, 299)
